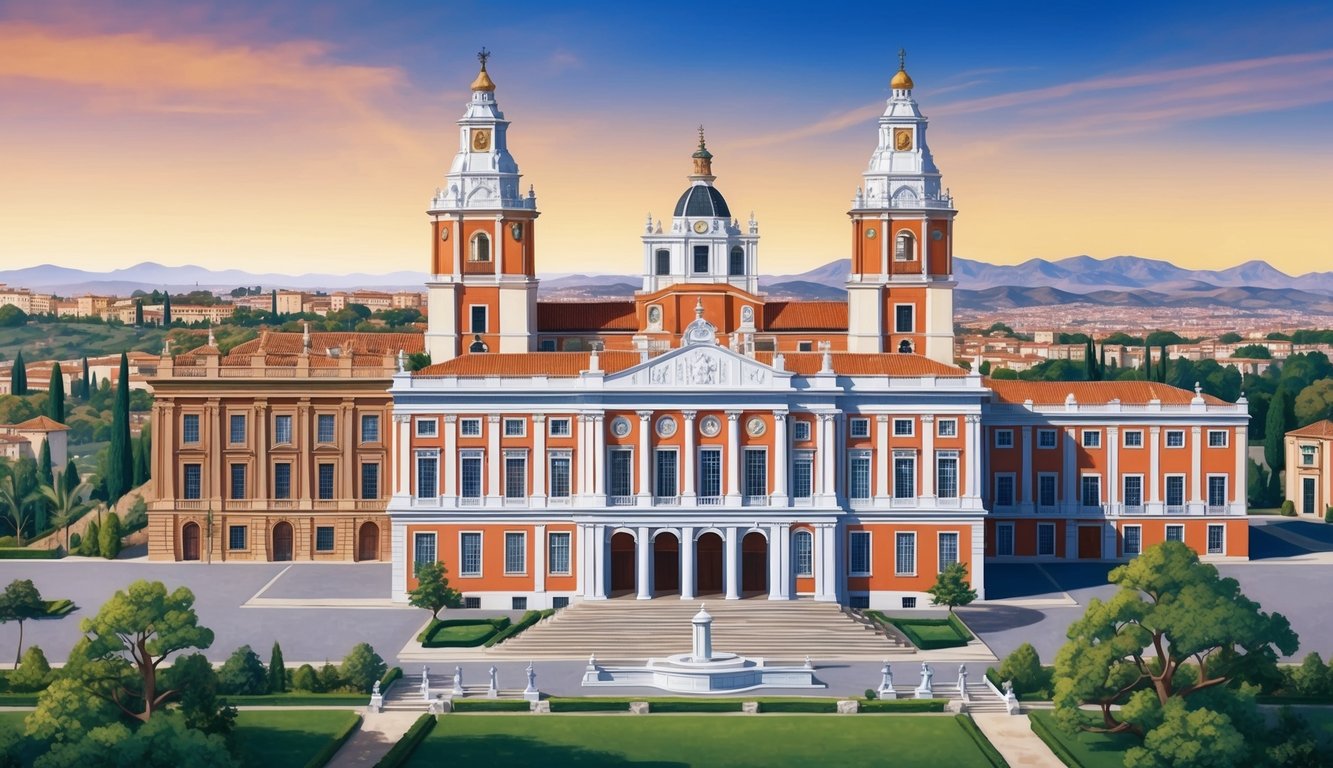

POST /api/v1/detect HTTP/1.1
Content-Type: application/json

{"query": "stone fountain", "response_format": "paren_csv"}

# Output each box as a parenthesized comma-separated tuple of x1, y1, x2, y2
(581, 604, 824, 693)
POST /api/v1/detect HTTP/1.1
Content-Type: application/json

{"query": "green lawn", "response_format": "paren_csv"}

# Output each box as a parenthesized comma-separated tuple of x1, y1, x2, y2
(408, 715, 1000, 767)
(1029, 709, 1137, 768)
(233, 710, 360, 768)
(431, 623, 496, 644)
(868, 612, 973, 650)
(0, 712, 25, 731)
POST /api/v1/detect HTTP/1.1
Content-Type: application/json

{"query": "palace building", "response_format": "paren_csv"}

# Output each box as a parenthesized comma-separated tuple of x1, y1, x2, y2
(382, 53, 1249, 610)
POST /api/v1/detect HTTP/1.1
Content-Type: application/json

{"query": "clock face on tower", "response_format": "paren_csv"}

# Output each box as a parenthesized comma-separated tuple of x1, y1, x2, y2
(894, 128, 912, 151)
(693, 221, 709, 234)
(472, 129, 492, 151)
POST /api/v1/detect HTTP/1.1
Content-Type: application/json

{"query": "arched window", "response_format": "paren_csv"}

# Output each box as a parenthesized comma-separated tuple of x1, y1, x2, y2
(793, 530, 813, 577)
(729, 246, 745, 276)
(655, 249, 671, 276)
(469, 334, 488, 353)
(895, 231, 916, 262)
(898, 339, 913, 354)
(470, 232, 491, 262)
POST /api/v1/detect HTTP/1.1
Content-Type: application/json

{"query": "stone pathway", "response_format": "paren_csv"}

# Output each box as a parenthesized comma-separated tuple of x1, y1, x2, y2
(326, 710, 422, 768)
(970, 712, 1064, 768)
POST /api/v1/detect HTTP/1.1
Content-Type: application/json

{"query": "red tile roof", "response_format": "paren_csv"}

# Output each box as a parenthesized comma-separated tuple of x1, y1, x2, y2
(1288, 419, 1333, 439)
(537, 302, 637, 332)
(762, 301, 848, 331)
(418, 351, 643, 377)
(174, 331, 422, 367)
(9, 415, 69, 432)
(761, 352, 967, 377)
(987, 379, 1228, 406)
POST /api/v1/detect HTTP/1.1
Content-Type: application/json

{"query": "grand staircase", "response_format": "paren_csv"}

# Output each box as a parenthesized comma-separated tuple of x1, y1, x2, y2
(485, 597, 913, 662)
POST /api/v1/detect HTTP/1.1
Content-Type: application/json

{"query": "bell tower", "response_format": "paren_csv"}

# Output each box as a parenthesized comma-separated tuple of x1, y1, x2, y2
(846, 51, 956, 364)
(425, 49, 540, 363)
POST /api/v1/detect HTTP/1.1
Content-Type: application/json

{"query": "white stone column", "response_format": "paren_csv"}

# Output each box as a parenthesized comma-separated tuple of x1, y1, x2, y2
(1149, 426, 1161, 512)
(875, 415, 890, 502)
(773, 410, 788, 502)
(821, 414, 837, 502)
(532, 415, 547, 505)
(921, 415, 936, 500)
(486, 415, 501, 504)
(577, 415, 589, 499)
(591, 524, 607, 599)
(725, 411, 742, 504)
(682, 411, 697, 500)
(1190, 426, 1203, 509)
(534, 524, 546, 596)
(815, 412, 829, 498)
(575, 523, 587, 598)
(393, 415, 411, 497)
(1019, 426, 1033, 511)
(820, 523, 839, 603)
(636, 526, 652, 599)
(443, 415, 458, 499)
(1234, 427, 1247, 509)
(812, 524, 827, 600)
(592, 415, 606, 503)
(1107, 427, 1119, 511)
(637, 411, 652, 501)
(724, 526, 740, 599)
(680, 526, 696, 600)
(390, 521, 408, 602)
(964, 415, 981, 503)
(768, 524, 790, 600)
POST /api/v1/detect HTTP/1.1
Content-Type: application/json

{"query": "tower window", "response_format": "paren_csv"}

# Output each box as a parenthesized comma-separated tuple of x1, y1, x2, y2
(693, 245, 709, 273)
(895, 231, 916, 261)
(729, 246, 745, 276)
(895, 304, 915, 333)
(655, 249, 671, 276)
(470, 232, 491, 262)
(470, 305, 488, 334)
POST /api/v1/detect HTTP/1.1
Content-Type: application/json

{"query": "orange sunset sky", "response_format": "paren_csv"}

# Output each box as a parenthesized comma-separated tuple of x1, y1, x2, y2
(1, 1, 1331, 278)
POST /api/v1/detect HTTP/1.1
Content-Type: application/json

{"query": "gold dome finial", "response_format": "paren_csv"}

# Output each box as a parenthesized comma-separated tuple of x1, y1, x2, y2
(890, 47, 914, 90)
(471, 47, 496, 92)
(691, 125, 714, 178)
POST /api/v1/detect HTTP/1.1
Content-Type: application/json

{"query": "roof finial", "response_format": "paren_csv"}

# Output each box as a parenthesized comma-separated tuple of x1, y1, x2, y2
(891, 48, 914, 91)
(898, 47, 906, 71)
(697, 124, 706, 150)
(471, 48, 496, 92)
(690, 126, 714, 178)
(477, 47, 491, 70)
(695, 298, 704, 320)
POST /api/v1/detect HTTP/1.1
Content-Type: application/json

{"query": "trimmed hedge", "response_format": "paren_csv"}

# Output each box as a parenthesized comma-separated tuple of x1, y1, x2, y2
(871, 612, 973, 651)
(650, 700, 740, 713)
(302, 713, 362, 768)
(225, 693, 370, 706)
(756, 700, 836, 713)
(482, 609, 553, 648)
(379, 666, 403, 691)
(452, 699, 530, 712)
(420, 617, 508, 648)
(549, 698, 634, 712)
(374, 713, 435, 768)
(0, 693, 39, 706)
(957, 714, 1011, 768)
(1029, 711, 1083, 768)
(859, 699, 947, 713)
(0, 549, 61, 560)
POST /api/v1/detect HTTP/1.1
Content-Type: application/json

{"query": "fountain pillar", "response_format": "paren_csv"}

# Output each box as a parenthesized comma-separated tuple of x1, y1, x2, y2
(691, 605, 713, 661)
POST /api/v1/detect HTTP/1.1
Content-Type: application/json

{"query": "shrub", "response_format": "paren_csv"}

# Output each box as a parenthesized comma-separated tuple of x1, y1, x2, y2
(757, 700, 837, 713)
(863, 688, 877, 700)
(1282, 500, 1296, 516)
(482, 609, 550, 648)
(379, 667, 403, 691)
(9, 645, 52, 692)
(451, 699, 529, 712)
(122, 496, 148, 532)
(218, 645, 268, 695)
(68, 532, 81, 550)
(998, 642, 1049, 696)
(291, 664, 319, 692)
(651, 700, 739, 713)
(373, 713, 435, 768)
(79, 520, 100, 555)
(318, 662, 344, 693)
(548, 698, 635, 712)
(0, 549, 61, 560)
(269, 641, 287, 694)
(0, 536, 15, 548)
(1326, 505, 1333, 524)
(859, 699, 946, 713)
(98, 511, 122, 559)
(956, 714, 1009, 768)
(341, 643, 387, 694)
(302, 713, 362, 768)
(1291, 653, 1331, 697)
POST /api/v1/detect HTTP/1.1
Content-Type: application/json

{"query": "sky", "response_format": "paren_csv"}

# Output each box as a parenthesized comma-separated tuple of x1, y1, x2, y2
(1, 0, 1331, 278)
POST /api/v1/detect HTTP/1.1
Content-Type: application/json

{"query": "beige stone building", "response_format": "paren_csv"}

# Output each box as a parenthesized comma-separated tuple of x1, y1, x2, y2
(1287, 420, 1333, 516)
(0, 416, 68, 466)
(146, 329, 423, 562)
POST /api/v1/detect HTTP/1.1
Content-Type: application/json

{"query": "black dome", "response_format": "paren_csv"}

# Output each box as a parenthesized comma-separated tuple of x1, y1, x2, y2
(673, 184, 731, 219)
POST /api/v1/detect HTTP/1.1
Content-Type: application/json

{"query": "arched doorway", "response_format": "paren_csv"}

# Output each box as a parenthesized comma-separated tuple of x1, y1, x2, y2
(696, 532, 724, 594)
(653, 532, 680, 595)
(358, 522, 379, 561)
(181, 522, 200, 561)
(273, 521, 294, 562)
(742, 531, 768, 595)
(609, 531, 636, 595)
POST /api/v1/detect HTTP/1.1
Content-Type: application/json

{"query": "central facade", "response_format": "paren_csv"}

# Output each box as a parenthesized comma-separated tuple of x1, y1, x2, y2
(387, 55, 1248, 609)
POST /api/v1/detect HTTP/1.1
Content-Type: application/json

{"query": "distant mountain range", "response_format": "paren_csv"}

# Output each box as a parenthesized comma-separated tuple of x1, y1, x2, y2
(2, 255, 1330, 312)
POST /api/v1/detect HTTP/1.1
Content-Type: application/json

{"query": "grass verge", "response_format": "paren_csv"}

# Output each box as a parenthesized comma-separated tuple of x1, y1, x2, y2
(234, 710, 362, 768)
(1028, 709, 1137, 768)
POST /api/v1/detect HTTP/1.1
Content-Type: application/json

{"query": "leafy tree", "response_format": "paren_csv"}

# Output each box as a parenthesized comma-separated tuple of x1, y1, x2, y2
(317, 662, 343, 693)
(1265, 387, 1289, 481)
(122, 496, 147, 533)
(291, 663, 318, 692)
(162, 293, 172, 325)
(1123, 698, 1247, 768)
(0, 305, 27, 328)
(998, 642, 1047, 695)
(23, 677, 119, 745)
(80, 519, 100, 556)
(163, 653, 236, 737)
(1052, 541, 1298, 737)
(39, 477, 91, 552)
(99, 511, 122, 559)
(340, 642, 387, 694)
(0, 579, 46, 666)
(217, 645, 267, 695)
(1245, 458, 1270, 508)
(0, 474, 35, 546)
(1288, 652, 1330, 697)
(1231, 344, 1271, 359)
(9, 351, 26, 395)
(1218, 332, 1243, 344)
(408, 561, 463, 619)
(133, 430, 152, 487)
(62, 457, 80, 496)
(66, 580, 215, 721)
(978, 360, 991, 375)
(46, 362, 64, 423)
(9, 645, 52, 692)
(407, 352, 432, 372)
(1294, 379, 1333, 427)
(926, 561, 977, 612)
(267, 641, 287, 694)
(33, 712, 237, 768)
(106, 353, 133, 504)
(991, 367, 1019, 380)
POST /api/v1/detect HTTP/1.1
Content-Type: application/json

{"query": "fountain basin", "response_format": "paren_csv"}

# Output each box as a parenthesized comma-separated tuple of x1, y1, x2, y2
(582, 654, 823, 693)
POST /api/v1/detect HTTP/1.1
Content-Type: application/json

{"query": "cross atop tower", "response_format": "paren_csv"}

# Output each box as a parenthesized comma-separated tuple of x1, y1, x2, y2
(477, 47, 491, 69)
(898, 48, 906, 70)
(697, 125, 707, 150)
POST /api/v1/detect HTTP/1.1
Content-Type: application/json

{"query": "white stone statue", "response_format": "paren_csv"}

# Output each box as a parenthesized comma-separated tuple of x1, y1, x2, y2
(487, 665, 498, 698)
(452, 666, 463, 696)
(914, 662, 934, 699)
(877, 661, 896, 699)
(372, 681, 381, 696)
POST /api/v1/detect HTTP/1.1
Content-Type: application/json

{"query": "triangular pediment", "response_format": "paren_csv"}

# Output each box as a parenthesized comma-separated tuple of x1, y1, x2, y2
(605, 343, 788, 390)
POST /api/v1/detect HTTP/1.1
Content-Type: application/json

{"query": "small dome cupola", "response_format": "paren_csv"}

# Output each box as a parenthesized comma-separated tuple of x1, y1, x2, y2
(673, 126, 731, 218)
(890, 48, 914, 92)
(690, 125, 715, 180)
(471, 47, 496, 92)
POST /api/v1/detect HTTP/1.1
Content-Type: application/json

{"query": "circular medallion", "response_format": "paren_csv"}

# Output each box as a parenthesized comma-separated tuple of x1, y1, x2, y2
(741, 306, 754, 325)
(440, 227, 449, 241)
(647, 306, 662, 326)
(693, 220, 709, 234)
(699, 415, 721, 437)
(611, 417, 632, 438)
(656, 416, 677, 438)
(931, 229, 944, 241)
(866, 227, 877, 239)
(746, 417, 766, 437)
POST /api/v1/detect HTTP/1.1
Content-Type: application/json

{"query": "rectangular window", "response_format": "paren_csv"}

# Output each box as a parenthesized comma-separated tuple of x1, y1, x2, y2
(361, 463, 379, 500)
(937, 419, 957, 438)
(849, 452, 872, 500)
(360, 414, 380, 443)
(317, 414, 335, 444)
(274, 415, 293, 445)
(413, 532, 437, 577)
(1037, 523, 1056, 556)
(797, 341, 813, 352)
(229, 463, 246, 500)
(744, 449, 768, 499)
(1166, 524, 1184, 542)
(729, 247, 745, 276)
(504, 454, 527, 499)
(460, 532, 482, 576)
(693, 245, 709, 273)
(792, 454, 813, 499)
(895, 305, 915, 334)
(655, 249, 670, 275)
(893, 418, 914, 437)
(793, 420, 811, 442)
(317, 464, 335, 500)
(228, 525, 247, 551)
(1123, 476, 1143, 508)
(504, 532, 526, 574)
(994, 475, 1015, 507)
(1166, 430, 1185, 448)
(1123, 430, 1143, 448)
(894, 452, 916, 499)
(1302, 446, 1318, 466)
(416, 418, 438, 438)
(1081, 475, 1101, 508)
(470, 305, 488, 334)
(996, 524, 1015, 556)
(606, 448, 633, 498)
(849, 531, 871, 576)
(274, 464, 292, 500)
(229, 414, 246, 444)
(849, 418, 870, 439)
(654, 449, 678, 499)
(1037, 429, 1057, 449)
(459, 418, 481, 437)
(793, 531, 813, 576)
(1082, 430, 1101, 449)
(549, 454, 571, 498)
(1038, 474, 1058, 508)
(416, 451, 439, 498)
(699, 448, 722, 498)
(549, 418, 572, 437)
(183, 464, 202, 500)
(463, 597, 481, 609)
(1207, 524, 1225, 554)
(512, 596, 527, 611)
(315, 526, 335, 552)
(938, 532, 959, 572)
(1124, 526, 1142, 556)
(1165, 476, 1185, 510)
(539, 339, 557, 352)
(548, 532, 571, 575)
(937, 453, 959, 499)
(1207, 476, 1228, 508)
(460, 451, 483, 499)
(1208, 430, 1229, 448)
(182, 414, 200, 444)
(895, 532, 916, 575)
(994, 429, 1014, 449)
(902, 597, 917, 609)
(503, 418, 526, 437)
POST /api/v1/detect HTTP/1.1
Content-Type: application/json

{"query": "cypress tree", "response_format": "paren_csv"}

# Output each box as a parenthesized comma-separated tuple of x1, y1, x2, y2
(133, 430, 151, 486)
(1083, 339, 1095, 380)
(1098, 344, 1107, 380)
(10, 350, 26, 395)
(162, 293, 172, 325)
(62, 458, 80, 496)
(80, 356, 90, 400)
(1144, 344, 1153, 381)
(134, 300, 144, 326)
(46, 362, 65, 423)
(270, 289, 278, 317)
(38, 440, 53, 486)
(1158, 343, 1169, 383)
(107, 352, 134, 503)
(1266, 388, 1289, 479)
(268, 642, 288, 693)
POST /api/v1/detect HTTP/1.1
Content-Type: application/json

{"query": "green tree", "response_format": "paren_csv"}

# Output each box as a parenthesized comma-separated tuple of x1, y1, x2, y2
(317, 662, 344, 692)
(0, 305, 27, 327)
(106, 353, 133, 504)
(407, 351, 432, 372)
(1294, 379, 1333, 427)
(978, 360, 991, 375)
(134, 300, 144, 327)
(0, 579, 46, 667)
(9, 350, 27, 395)
(1290, 652, 1330, 697)
(1083, 338, 1097, 380)
(9, 645, 52, 692)
(99, 511, 122, 559)
(67, 580, 214, 721)
(340, 642, 387, 694)
(290, 664, 318, 692)
(1143, 341, 1153, 381)
(39, 477, 91, 552)
(1158, 343, 1168, 382)
(23, 677, 119, 745)
(80, 518, 100, 556)
(1122, 698, 1248, 768)
(217, 645, 267, 695)
(80, 356, 90, 401)
(926, 561, 977, 613)
(62, 457, 80, 496)
(992, 367, 1019, 380)
(1219, 332, 1243, 343)
(1232, 344, 1272, 359)
(407, 561, 463, 620)
(268, 641, 287, 694)
(1052, 541, 1297, 737)
(46, 362, 64, 423)
(33, 712, 238, 768)
(0, 473, 38, 546)
(1265, 388, 1289, 481)
(998, 642, 1047, 696)
(164, 653, 236, 737)
(162, 293, 172, 325)
(133, 430, 152, 487)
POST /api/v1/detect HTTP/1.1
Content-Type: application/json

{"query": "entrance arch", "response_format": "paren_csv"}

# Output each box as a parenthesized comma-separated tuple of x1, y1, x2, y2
(653, 532, 680, 595)
(273, 521, 294, 562)
(609, 531, 636, 594)
(181, 522, 200, 561)
(696, 532, 724, 594)
(742, 531, 768, 594)
(357, 522, 380, 561)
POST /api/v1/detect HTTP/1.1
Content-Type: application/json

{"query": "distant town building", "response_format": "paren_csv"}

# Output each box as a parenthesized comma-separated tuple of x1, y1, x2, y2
(1286, 420, 1333, 517)
(0, 416, 69, 468)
